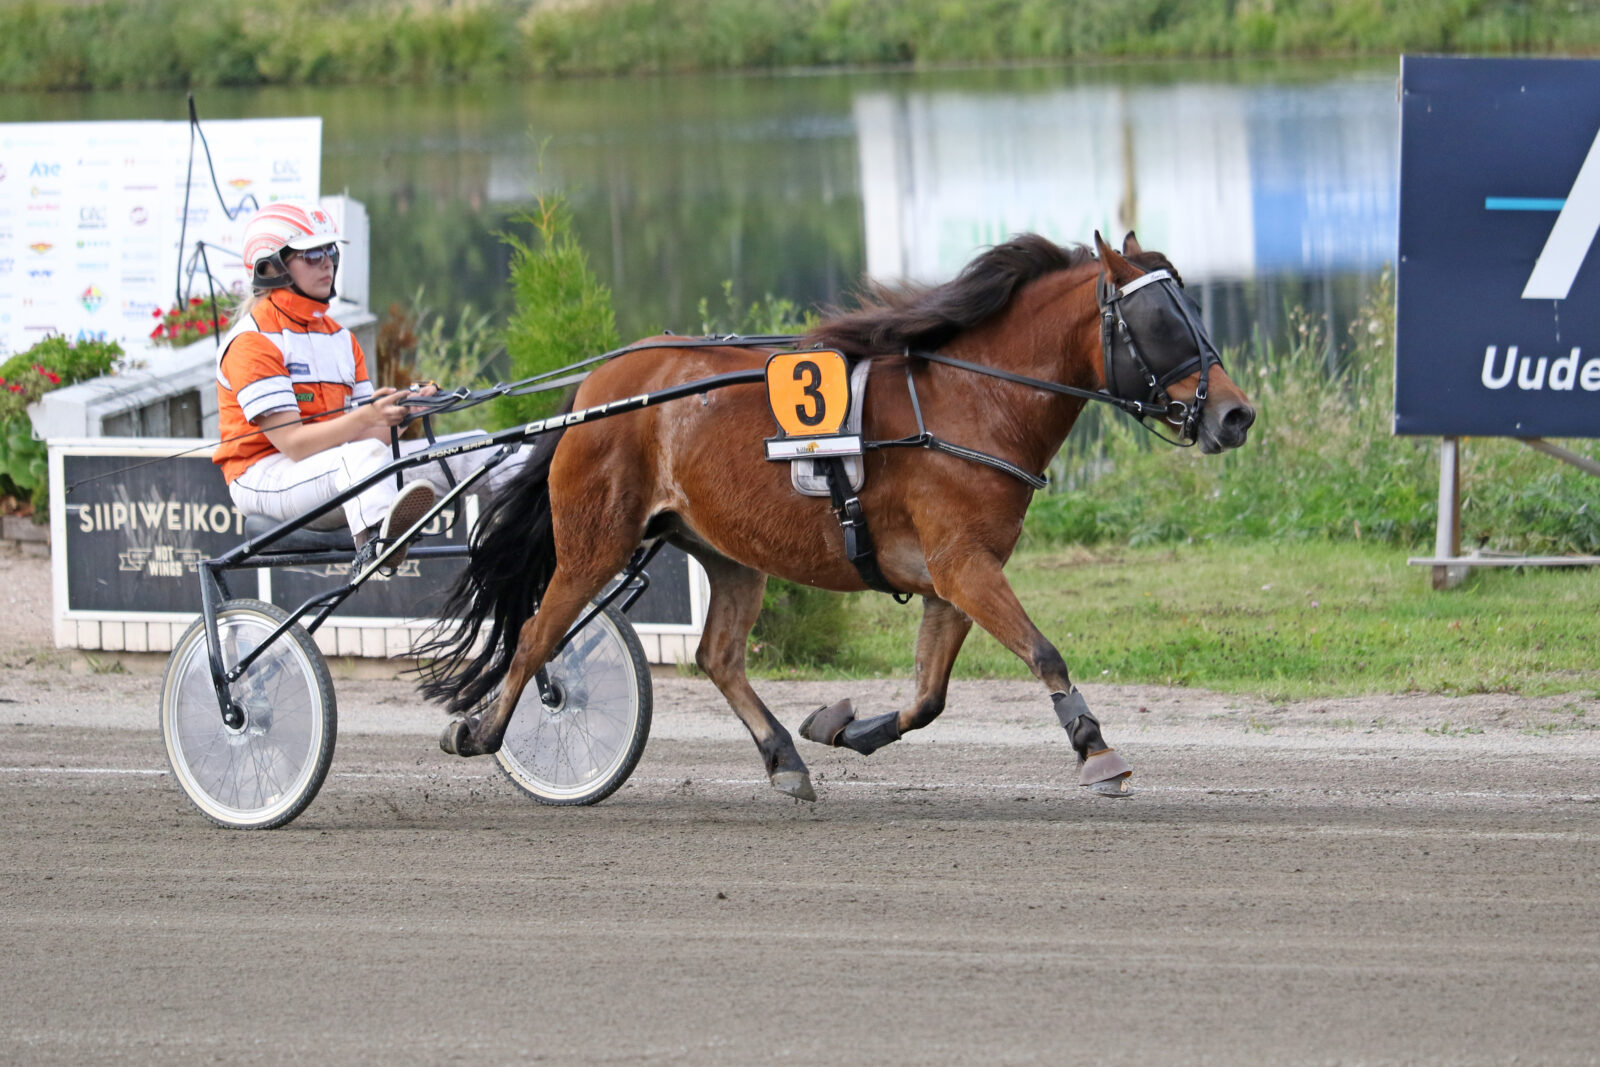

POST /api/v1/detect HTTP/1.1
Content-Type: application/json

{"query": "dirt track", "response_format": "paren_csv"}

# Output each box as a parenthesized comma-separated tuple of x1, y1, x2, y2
(2, 548, 1600, 1065)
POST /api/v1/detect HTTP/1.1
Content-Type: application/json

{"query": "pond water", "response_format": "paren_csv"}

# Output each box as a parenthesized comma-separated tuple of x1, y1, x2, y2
(3, 57, 1400, 362)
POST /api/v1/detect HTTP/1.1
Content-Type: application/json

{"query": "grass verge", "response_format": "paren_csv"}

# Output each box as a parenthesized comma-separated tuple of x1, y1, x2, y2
(771, 540, 1600, 701)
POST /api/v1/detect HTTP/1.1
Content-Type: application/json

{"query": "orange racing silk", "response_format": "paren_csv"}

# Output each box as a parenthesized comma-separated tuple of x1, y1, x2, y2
(212, 289, 373, 483)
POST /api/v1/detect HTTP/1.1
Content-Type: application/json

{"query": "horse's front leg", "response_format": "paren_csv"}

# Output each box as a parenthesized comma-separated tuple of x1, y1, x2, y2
(799, 595, 972, 754)
(930, 552, 1134, 796)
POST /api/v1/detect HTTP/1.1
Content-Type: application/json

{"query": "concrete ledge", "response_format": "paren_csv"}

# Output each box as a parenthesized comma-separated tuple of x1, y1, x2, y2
(2, 515, 48, 544)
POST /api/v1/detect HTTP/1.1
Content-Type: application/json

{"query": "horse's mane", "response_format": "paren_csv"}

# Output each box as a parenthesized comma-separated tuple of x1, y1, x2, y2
(804, 233, 1094, 357)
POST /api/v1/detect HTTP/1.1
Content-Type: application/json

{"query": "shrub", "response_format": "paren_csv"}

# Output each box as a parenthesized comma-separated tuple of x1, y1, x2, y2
(493, 196, 620, 430)
(0, 335, 122, 513)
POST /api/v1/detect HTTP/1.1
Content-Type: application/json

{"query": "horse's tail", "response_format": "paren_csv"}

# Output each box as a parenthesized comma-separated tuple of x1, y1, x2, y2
(416, 399, 571, 716)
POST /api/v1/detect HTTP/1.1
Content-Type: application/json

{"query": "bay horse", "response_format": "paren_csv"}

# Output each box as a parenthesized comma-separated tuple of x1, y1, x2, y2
(421, 232, 1255, 801)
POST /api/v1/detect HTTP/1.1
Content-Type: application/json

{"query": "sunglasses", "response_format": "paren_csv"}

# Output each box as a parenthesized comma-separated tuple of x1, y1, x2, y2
(292, 245, 341, 267)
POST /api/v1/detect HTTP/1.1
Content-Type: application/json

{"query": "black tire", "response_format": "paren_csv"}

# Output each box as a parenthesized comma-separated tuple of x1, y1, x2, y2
(495, 603, 652, 805)
(160, 599, 336, 829)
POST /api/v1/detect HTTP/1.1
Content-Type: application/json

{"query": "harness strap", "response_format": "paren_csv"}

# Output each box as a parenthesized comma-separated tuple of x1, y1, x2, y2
(862, 360, 1049, 490)
(821, 457, 910, 601)
(421, 413, 460, 492)
(923, 437, 1048, 489)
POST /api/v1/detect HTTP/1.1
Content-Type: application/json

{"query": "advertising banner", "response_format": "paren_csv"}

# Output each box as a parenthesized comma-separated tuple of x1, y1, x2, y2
(1396, 56, 1600, 437)
(49, 440, 700, 652)
(0, 118, 321, 359)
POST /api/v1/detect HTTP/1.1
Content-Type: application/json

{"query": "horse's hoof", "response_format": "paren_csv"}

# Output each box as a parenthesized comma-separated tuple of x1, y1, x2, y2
(771, 770, 816, 802)
(440, 718, 472, 757)
(1078, 746, 1133, 786)
(1085, 775, 1136, 798)
(798, 699, 854, 746)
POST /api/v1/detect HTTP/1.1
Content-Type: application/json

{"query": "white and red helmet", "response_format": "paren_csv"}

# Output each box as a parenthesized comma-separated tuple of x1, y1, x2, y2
(241, 199, 344, 292)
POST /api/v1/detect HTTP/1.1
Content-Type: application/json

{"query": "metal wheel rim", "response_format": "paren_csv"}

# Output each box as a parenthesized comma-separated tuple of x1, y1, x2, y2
(163, 610, 326, 827)
(496, 610, 642, 801)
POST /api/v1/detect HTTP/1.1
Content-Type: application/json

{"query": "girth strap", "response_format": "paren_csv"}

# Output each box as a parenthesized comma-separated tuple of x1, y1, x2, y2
(822, 457, 910, 601)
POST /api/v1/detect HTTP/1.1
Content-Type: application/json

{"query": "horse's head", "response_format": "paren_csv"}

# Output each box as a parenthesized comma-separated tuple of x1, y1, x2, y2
(1092, 232, 1255, 454)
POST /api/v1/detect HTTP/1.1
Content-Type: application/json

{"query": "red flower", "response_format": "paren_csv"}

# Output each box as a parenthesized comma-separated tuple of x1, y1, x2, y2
(152, 308, 163, 319)
(166, 324, 178, 338)
(189, 297, 203, 307)
(196, 321, 210, 335)
(149, 325, 164, 339)
(44, 371, 61, 385)
(7, 384, 23, 393)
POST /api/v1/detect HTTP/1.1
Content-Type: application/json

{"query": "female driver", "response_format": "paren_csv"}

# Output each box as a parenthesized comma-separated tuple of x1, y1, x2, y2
(214, 199, 515, 562)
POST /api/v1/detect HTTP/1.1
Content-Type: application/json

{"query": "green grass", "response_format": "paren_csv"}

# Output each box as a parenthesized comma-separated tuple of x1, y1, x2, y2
(779, 540, 1600, 700)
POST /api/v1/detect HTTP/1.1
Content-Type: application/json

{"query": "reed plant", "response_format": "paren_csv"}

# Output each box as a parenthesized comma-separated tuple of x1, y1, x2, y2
(2, 0, 1595, 90)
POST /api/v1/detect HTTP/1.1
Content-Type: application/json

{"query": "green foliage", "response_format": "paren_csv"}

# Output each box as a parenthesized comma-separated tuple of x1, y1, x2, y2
(0, 335, 122, 512)
(697, 281, 819, 336)
(377, 288, 505, 437)
(0, 0, 526, 90)
(750, 579, 853, 670)
(494, 196, 620, 429)
(1024, 270, 1600, 555)
(3, 0, 1597, 89)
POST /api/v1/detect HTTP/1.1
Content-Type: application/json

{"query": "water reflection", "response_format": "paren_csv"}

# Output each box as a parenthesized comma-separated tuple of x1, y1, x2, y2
(0, 60, 1399, 363)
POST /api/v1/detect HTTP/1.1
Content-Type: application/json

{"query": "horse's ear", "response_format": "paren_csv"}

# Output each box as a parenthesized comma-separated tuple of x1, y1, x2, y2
(1121, 231, 1144, 256)
(1095, 230, 1139, 284)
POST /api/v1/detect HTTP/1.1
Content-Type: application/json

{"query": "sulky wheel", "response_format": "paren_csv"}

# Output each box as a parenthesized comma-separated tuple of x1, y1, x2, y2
(495, 602, 652, 805)
(160, 599, 336, 830)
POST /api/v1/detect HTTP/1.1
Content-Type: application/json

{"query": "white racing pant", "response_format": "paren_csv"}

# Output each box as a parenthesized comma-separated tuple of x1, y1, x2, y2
(227, 432, 526, 534)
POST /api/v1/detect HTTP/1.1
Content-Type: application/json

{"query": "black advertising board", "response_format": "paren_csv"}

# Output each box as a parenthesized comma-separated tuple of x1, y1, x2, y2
(60, 451, 243, 615)
(53, 442, 697, 629)
(1397, 56, 1600, 437)
(267, 502, 470, 620)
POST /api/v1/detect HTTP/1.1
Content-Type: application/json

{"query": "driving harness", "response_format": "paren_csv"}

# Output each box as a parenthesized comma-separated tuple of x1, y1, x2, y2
(819, 267, 1223, 599)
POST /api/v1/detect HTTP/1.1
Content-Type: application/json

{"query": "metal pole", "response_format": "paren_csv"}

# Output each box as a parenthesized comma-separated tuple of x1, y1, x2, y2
(1432, 436, 1465, 590)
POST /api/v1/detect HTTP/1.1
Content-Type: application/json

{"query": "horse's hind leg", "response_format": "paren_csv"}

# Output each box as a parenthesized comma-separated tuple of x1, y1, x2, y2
(929, 553, 1134, 797)
(441, 553, 629, 758)
(691, 552, 815, 801)
(800, 595, 972, 754)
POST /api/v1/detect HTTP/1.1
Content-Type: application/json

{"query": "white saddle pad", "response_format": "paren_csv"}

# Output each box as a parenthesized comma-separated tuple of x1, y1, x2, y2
(791, 358, 871, 497)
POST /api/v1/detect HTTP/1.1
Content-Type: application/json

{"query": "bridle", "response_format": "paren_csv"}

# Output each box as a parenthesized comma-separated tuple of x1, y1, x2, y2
(909, 264, 1225, 450)
(1095, 267, 1223, 446)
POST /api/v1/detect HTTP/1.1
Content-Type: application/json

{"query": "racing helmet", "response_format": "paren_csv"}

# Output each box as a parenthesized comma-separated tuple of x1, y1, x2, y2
(241, 199, 345, 294)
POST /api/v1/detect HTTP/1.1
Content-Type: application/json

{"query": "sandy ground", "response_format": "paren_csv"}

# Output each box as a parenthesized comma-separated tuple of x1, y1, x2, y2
(2, 545, 1599, 1065)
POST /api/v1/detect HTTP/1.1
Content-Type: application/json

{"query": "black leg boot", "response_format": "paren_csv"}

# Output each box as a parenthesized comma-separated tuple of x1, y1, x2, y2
(1052, 689, 1133, 790)
(837, 711, 902, 755)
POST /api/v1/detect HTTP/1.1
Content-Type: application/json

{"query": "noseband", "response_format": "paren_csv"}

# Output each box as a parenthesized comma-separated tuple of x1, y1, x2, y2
(1096, 268, 1223, 445)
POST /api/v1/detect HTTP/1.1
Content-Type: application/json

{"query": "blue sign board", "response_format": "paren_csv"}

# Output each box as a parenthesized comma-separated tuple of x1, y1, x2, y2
(1397, 56, 1600, 437)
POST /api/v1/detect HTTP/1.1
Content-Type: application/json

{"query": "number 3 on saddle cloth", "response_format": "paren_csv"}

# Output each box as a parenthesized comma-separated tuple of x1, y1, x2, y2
(763, 351, 905, 599)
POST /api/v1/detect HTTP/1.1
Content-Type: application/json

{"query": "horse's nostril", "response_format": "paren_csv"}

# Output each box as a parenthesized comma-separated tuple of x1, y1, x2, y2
(1223, 404, 1256, 434)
